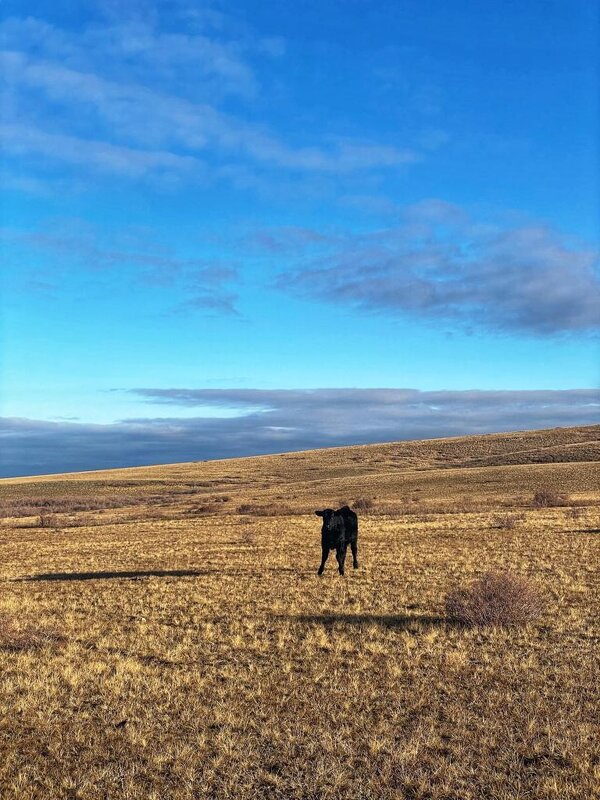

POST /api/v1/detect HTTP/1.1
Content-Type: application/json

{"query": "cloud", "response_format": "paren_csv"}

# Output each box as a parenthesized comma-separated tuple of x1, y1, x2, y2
(0, 14, 259, 99)
(3, 220, 240, 312)
(174, 292, 240, 317)
(242, 226, 339, 253)
(0, 121, 205, 180)
(276, 202, 600, 335)
(0, 16, 419, 186)
(1, 388, 598, 477)
(0, 170, 53, 196)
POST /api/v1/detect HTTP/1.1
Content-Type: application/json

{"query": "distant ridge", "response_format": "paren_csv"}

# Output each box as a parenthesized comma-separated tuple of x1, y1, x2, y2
(3, 424, 598, 483)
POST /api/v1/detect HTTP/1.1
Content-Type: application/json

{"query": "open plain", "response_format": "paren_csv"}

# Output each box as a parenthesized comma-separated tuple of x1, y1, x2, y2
(1, 425, 599, 799)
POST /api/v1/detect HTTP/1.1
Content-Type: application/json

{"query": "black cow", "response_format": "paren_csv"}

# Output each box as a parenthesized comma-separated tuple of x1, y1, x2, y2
(315, 506, 359, 576)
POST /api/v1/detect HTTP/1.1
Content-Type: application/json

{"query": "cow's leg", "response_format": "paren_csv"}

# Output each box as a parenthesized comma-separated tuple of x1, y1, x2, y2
(336, 545, 347, 576)
(317, 546, 329, 575)
(351, 540, 359, 569)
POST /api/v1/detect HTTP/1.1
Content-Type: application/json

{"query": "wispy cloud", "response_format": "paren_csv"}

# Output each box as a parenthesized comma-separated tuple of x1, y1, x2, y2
(274, 201, 600, 336)
(0, 13, 261, 99)
(241, 225, 339, 253)
(2, 220, 240, 312)
(174, 291, 241, 317)
(1, 388, 597, 476)
(0, 122, 205, 180)
(0, 15, 419, 188)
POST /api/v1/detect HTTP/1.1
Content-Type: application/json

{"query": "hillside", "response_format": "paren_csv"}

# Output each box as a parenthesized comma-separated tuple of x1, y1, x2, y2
(0, 425, 599, 800)
(1, 424, 599, 521)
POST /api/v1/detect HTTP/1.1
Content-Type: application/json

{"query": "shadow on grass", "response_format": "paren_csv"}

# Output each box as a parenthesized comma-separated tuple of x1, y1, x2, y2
(17, 566, 304, 582)
(286, 613, 448, 629)
(18, 569, 209, 582)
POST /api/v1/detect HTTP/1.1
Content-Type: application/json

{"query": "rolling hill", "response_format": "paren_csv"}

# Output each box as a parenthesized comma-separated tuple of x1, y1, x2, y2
(0, 425, 599, 800)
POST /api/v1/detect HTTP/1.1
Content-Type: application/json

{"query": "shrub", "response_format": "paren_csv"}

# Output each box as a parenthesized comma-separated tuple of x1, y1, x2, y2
(532, 488, 569, 508)
(0, 495, 143, 520)
(184, 502, 222, 515)
(39, 512, 60, 529)
(445, 571, 545, 628)
(353, 497, 374, 511)
(236, 502, 292, 516)
(490, 512, 524, 530)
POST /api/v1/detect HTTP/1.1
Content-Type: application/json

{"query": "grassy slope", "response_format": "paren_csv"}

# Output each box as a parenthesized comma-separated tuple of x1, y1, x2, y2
(1, 425, 599, 799)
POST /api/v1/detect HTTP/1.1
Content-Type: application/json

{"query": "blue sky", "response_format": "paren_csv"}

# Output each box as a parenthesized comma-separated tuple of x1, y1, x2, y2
(1, 0, 599, 476)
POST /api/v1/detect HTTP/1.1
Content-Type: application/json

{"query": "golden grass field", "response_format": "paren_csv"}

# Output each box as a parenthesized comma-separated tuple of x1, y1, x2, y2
(1, 424, 599, 799)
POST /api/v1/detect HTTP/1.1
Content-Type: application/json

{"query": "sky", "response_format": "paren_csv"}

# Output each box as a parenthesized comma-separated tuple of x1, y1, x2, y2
(1, 0, 599, 477)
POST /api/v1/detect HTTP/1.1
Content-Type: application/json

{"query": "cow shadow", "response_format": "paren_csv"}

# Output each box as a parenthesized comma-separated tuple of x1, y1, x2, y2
(17, 569, 211, 582)
(16, 566, 305, 582)
(285, 613, 448, 630)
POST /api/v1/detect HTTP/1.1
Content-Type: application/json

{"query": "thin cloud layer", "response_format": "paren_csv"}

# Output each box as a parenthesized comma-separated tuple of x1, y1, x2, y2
(1, 388, 598, 477)
(3, 221, 240, 313)
(0, 16, 417, 187)
(277, 202, 600, 335)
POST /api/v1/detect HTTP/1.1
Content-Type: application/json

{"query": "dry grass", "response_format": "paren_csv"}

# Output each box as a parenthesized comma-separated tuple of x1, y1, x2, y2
(445, 571, 546, 627)
(352, 496, 375, 511)
(0, 612, 64, 652)
(532, 487, 570, 508)
(0, 424, 599, 799)
(0, 495, 145, 519)
(490, 512, 526, 530)
(236, 502, 294, 516)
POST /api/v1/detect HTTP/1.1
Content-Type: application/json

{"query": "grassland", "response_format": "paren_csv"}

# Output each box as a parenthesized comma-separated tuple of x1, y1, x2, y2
(1, 424, 599, 799)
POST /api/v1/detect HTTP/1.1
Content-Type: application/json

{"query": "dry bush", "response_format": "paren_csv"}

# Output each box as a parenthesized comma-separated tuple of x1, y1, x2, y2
(532, 488, 569, 508)
(236, 502, 292, 516)
(185, 503, 220, 515)
(490, 512, 525, 530)
(566, 507, 584, 520)
(135, 507, 175, 521)
(239, 529, 256, 545)
(39, 512, 60, 529)
(370, 499, 479, 518)
(0, 495, 143, 519)
(0, 613, 63, 652)
(445, 572, 545, 628)
(353, 497, 375, 511)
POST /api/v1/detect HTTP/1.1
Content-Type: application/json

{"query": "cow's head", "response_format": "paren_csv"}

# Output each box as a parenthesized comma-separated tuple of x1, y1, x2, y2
(315, 508, 335, 528)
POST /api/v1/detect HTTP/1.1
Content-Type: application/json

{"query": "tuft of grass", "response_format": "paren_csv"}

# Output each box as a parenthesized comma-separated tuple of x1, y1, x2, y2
(0, 613, 64, 652)
(186, 503, 220, 515)
(236, 502, 292, 516)
(490, 512, 525, 530)
(39, 512, 60, 529)
(353, 496, 374, 511)
(532, 487, 569, 508)
(445, 571, 545, 628)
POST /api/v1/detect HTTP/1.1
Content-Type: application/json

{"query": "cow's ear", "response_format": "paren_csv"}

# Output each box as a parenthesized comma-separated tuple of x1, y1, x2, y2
(315, 510, 324, 517)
